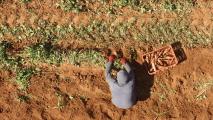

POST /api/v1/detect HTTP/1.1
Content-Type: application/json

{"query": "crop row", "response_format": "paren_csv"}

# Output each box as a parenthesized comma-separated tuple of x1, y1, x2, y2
(0, 0, 196, 14)
(0, 41, 107, 90)
(0, 17, 212, 47)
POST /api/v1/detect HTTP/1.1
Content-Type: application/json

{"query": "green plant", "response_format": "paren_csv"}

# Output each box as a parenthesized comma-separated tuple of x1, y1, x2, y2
(158, 93, 168, 102)
(151, 109, 169, 120)
(54, 88, 72, 110)
(163, 1, 177, 11)
(155, 80, 177, 102)
(195, 80, 213, 100)
(56, 0, 85, 12)
(20, 0, 31, 4)
(0, 41, 22, 70)
(67, 50, 105, 67)
(140, 4, 154, 13)
(114, 0, 140, 8)
(25, 42, 62, 65)
(15, 67, 35, 90)
(17, 94, 30, 103)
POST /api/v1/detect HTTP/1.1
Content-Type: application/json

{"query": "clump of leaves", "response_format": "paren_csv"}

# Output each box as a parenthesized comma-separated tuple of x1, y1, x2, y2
(15, 67, 36, 90)
(67, 50, 105, 67)
(0, 41, 22, 70)
(19, 0, 31, 4)
(56, 0, 85, 12)
(115, 0, 140, 8)
(195, 80, 213, 100)
(17, 94, 30, 103)
(0, 41, 10, 61)
(140, 4, 154, 13)
(54, 87, 72, 110)
(163, 1, 177, 11)
(25, 42, 62, 65)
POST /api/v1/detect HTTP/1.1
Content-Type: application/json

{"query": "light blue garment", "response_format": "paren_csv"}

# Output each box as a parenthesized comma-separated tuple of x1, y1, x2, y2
(117, 70, 129, 86)
(105, 62, 136, 109)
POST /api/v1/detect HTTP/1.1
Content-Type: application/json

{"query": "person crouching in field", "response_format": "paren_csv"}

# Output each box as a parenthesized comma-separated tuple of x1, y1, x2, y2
(105, 54, 136, 109)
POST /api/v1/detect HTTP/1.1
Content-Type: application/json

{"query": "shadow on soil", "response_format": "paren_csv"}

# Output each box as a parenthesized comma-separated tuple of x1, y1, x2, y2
(130, 41, 187, 101)
(131, 61, 154, 101)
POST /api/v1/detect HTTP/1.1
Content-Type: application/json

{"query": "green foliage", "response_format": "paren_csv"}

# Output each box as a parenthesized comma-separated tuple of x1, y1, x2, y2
(54, 87, 72, 110)
(135, 19, 212, 47)
(0, 41, 22, 70)
(164, 1, 177, 11)
(20, 0, 31, 4)
(1, 15, 212, 48)
(15, 67, 35, 90)
(0, 41, 9, 61)
(140, 4, 154, 13)
(67, 50, 105, 67)
(155, 80, 177, 102)
(25, 42, 62, 65)
(115, 0, 140, 7)
(56, 0, 85, 12)
(195, 80, 213, 100)
(17, 95, 30, 102)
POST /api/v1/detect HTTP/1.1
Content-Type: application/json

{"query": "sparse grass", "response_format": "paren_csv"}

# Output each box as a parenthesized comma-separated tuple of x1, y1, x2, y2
(79, 94, 88, 104)
(151, 109, 169, 120)
(157, 93, 167, 102)
(25, 42, 106, 67)
(195, 80, 213, 100)
(0, 41, 36, 90)
(155, 80, 177, 102)
(0, 41, 22, 71)
(25, 42, 62, 65)
(163, 1, 177, 11)
(136, 19, 212, 47)
(15, 67, 36, 90)
(17, 94, 30, 103)
(19, 0, 31, 4)
(56, 0, 85, 13)
(54, 87, 72, 110)
(114, 0, 140, 8)
(1, 15, 212, 47)
(66, 50, 105, 67)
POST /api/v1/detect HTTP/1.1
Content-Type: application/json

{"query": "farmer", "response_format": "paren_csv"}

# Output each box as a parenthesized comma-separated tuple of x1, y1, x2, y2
(105, 54, 136, 109)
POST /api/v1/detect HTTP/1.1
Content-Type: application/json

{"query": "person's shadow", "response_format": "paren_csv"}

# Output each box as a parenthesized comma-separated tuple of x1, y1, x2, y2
(128, 48, 154, 101)
(130, 41, 187, 101)
(131, 60, 154, 101)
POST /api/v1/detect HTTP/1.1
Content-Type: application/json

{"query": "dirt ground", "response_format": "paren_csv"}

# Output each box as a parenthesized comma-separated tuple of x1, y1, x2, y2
(0, 48, 212, 120)
(0, 0, 213, 120)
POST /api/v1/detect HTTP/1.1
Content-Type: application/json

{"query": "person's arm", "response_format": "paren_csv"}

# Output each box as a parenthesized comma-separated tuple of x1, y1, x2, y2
(120, 58, 134, 80)
(120, 58, 132, 73)
(105, 55, 117, 84)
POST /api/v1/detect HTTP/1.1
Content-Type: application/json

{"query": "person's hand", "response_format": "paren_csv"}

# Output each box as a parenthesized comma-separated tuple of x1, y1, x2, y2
(120, 57, 127, 64)
(108, 55, 116, 62)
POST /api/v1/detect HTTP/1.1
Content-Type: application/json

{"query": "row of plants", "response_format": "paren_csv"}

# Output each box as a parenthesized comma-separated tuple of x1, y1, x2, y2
(0, 41, 107, 91)
(0, 0, 197, 14)
(55, 0, 196, 14)
(0, 41, 36, 90)
(0, 17, 212, 47)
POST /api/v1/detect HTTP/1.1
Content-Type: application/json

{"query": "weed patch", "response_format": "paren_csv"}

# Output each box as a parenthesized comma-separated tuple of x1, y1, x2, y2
(195, 80, 213, 100)
(15, 67, 36, 90)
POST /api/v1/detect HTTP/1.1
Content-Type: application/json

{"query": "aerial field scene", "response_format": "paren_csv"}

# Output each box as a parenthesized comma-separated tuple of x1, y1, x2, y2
(0, 0, 213, 119)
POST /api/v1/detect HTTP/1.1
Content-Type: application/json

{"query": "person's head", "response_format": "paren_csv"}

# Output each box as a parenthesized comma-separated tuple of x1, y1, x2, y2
(117, 70, 129, 86)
